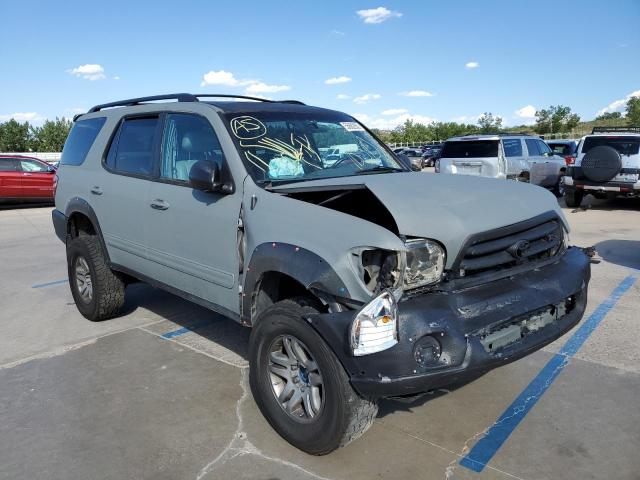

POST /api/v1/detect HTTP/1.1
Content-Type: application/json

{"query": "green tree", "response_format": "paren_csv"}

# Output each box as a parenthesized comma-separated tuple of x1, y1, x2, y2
(626, 97, 640, 125)
(595, 111, 622, 121)
(0, 119, 32, 151)
(477, 112, 503, 134)
(534, 105, 580, 133)
(30, 117, 72, 151)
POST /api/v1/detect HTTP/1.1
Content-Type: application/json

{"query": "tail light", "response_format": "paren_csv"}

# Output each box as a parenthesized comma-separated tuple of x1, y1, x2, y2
(564, 155, 575, 165)
(53, 174, 59, 196)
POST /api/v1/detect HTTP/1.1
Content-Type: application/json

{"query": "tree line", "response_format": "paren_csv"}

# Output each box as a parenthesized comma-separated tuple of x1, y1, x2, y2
(374, 97, 640, 144)
(0, 118, 72, 152)
(1, 97, 638, 151)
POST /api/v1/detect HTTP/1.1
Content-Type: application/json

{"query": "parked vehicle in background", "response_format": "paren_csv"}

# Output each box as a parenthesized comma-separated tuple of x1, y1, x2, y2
(436, 134, 567, 195)
(398, 147, 424, 170)
(422, 144, 443, 167)
(563, 127, 640, 207)
(52, 93, 590, 455)
(0, 155, 57, 203)
(547, 140, 578, 166)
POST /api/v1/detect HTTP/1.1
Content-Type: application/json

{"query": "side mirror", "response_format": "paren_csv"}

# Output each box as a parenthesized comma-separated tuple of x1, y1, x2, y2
(189, 160, 222, 192)
(47, 165, 56, 173)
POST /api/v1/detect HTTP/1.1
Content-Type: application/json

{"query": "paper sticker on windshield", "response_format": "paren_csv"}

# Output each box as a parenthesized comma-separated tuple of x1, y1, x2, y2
(340, 122, 365, 132)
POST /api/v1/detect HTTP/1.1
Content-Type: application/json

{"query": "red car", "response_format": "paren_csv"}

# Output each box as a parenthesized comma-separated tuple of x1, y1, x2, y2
(0, 155, 57, 203)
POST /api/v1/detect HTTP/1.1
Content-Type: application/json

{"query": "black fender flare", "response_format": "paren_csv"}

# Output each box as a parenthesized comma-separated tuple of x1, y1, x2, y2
(63, 197, 111, 263)
(242, 242, 351, 324)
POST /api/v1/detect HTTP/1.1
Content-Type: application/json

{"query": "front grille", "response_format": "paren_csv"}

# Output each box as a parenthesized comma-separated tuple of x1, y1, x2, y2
(456, 212, 564, 278)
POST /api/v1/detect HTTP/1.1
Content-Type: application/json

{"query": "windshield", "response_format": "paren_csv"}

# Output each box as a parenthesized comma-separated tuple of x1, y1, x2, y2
(582, 136, 640, 156)
(440, 140, 499, 158)
(223, 111, 403, 184)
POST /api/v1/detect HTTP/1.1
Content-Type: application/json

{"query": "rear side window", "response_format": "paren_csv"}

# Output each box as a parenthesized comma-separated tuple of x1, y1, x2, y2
(502, 139, 523, 157)
(19, 159, 49, 172)
(537, 140, 552, 155)
(0, 158, 18, 171)
(60, 117, 106, 166)
(548, 143, 574, 155)
(106, 117, 159, 175)
(525, 139, 541, 156)
(440, 140, 499, 158)
(582, 136, 640, 156)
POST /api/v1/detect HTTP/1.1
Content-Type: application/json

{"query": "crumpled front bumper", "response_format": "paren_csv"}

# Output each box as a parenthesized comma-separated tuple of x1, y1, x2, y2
(309, 247, 590, 398)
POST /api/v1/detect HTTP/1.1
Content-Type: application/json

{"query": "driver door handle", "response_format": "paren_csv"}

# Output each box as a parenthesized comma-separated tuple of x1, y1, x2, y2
(150, 199, 170, 211)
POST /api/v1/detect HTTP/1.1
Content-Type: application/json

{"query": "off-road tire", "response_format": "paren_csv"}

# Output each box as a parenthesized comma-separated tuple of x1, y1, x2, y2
(66, 235, 125, 321)
(564, 188, 584, 208)
(249, 298, 378, 455)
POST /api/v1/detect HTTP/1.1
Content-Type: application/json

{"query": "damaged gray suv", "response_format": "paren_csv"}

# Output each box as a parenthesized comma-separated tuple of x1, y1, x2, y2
(53, 93, 591, 454)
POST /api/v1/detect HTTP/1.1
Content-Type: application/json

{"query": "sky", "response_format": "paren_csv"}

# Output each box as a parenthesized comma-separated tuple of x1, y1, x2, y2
(1, 0, 639, 129)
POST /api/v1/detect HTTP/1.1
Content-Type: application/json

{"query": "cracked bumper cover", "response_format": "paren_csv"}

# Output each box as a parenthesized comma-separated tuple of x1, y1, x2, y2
(309, 247, 590, 398)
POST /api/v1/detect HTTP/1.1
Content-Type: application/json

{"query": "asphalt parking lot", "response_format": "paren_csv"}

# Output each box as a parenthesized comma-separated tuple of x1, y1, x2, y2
(1, 188, 639, 480)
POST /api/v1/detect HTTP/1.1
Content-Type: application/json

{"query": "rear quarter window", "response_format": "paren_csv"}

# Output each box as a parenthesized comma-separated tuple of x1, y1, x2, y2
(440, 140, 499, 158)
(582, 136, 640, 156)
(60, 117, 107, 166)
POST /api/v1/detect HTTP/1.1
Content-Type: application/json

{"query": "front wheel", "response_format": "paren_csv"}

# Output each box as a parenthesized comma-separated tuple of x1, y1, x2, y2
(249, 299, 378, 455)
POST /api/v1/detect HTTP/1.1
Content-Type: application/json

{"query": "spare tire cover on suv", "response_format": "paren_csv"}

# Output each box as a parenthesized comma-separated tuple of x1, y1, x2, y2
(581, 145, 622, 182)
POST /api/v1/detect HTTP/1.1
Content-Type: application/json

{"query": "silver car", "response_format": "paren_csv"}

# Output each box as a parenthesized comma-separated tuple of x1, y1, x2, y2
(52, 94, 590, 454)
(436, 134, 567, 195)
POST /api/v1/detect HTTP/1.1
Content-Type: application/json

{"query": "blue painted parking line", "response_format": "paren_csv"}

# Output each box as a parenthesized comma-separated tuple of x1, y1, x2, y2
(460, 275, 637, 473)
(32, 278, 68, 289)
(161, 327, 193, 339)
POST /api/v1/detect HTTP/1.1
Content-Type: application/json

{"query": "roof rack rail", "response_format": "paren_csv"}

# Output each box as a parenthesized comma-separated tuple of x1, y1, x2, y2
(88, 93, 199, 113)
(591, 126, 640, 134)
(87, 93, 306, 114)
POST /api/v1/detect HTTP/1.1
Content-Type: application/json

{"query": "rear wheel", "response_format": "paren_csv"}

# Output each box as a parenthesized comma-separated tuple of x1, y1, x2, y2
(249, 298, 378, 455)
(553, 176, 566, 197)
(66, 235, 125, 321)
(564, 188, 584, 208)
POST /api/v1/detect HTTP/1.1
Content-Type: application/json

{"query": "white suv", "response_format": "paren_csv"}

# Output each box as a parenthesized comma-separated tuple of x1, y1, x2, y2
(436, 134, 566, 195)
(563, 127, 640, 207)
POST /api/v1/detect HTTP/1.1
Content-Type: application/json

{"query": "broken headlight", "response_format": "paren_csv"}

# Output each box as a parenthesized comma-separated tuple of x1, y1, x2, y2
(351, 290, 398, 356)
(403, 239, 445, 289)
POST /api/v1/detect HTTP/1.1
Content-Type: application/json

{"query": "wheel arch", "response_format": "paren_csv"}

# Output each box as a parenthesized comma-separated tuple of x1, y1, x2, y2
(64, 197, 110, 263)
(243, 243, 351, 325)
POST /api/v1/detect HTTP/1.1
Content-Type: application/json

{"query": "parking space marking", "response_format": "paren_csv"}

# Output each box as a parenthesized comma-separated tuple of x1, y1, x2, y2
(32, 278, 68, 289)
(459, 275, 638, 473)
(161, 326, 193, 339)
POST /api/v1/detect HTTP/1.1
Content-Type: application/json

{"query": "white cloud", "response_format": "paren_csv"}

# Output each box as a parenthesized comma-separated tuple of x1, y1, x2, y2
(68, 64, 106, 81)
(200, 69, 290, 95)
(451, 115, 480, 123)
(0, 112, 46, 124)
(399, 90, 434, 97)
(356, 7, 402, 24)
(200, 70, 255, 87)
(515, 105, 537, 120)
(353, 93, 381, 104)
(245, 82, 291, 94)
(465, 61, 480, 69)
(596, 90, 640, 116)
(113, 76, 120, 80)
(381, 108, 408, 115)
(330, 29, 346, 36)
(336, 94, 350, 100)
(325, 76, 352, 85)
(354, 112, 436, 130)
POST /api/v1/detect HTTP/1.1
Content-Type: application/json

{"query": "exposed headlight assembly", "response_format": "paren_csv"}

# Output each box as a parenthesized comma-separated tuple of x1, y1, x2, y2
(403, 239, 445, 289)
(350, 290, 398, 356)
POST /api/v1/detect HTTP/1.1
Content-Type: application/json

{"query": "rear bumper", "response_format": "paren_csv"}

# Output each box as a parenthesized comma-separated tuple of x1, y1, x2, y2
(310, 247, 590, 398)
(52, 209, 67, 243)
(565, 167, 640, 193)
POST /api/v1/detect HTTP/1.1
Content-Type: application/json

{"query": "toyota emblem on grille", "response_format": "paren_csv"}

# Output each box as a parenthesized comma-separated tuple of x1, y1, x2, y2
(507, 239, 530, 259)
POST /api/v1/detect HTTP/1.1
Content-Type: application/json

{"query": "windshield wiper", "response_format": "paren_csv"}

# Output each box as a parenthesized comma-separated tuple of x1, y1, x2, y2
(354, 165, 406, 175)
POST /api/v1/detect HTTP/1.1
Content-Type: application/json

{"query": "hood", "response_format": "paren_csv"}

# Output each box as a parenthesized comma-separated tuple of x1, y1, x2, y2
(271, 172, 565, 268)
